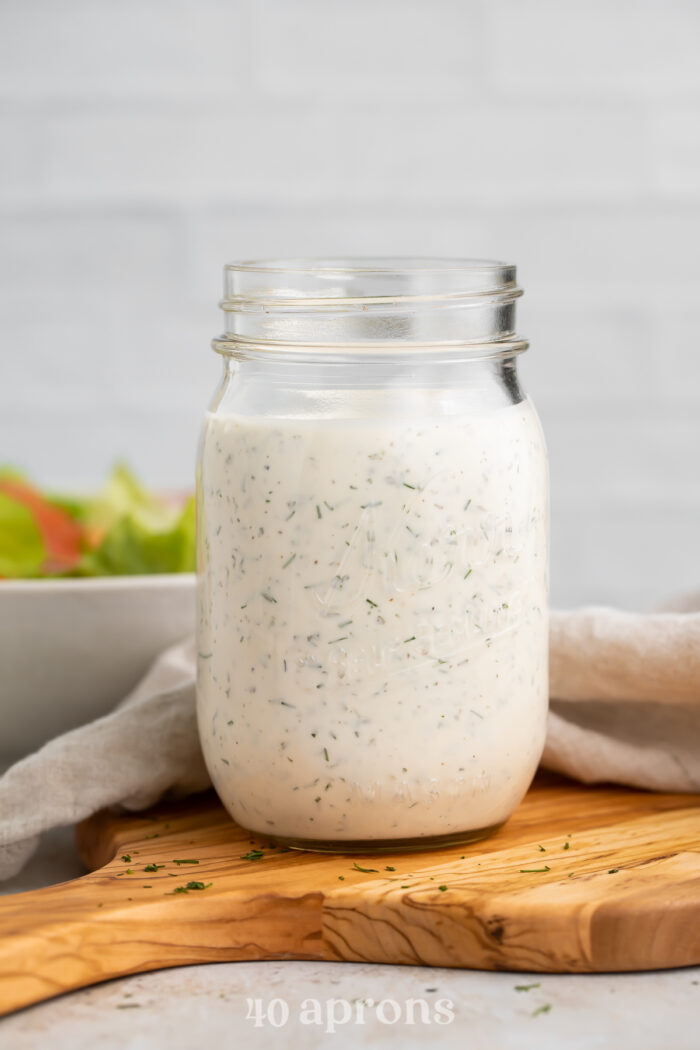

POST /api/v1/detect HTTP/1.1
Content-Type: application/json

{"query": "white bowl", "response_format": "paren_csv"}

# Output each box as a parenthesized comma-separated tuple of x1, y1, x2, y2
(0, 574, 196, 760)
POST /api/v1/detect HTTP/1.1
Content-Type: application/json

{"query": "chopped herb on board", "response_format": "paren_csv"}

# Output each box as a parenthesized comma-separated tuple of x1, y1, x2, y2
(172, 859, 199, 866)
(121, 854, 131, 863)
(532, 1004, 552, 1017)
(167, 881, 212, 894)
(520, 866, 550, 873)
(143, 864, 164, 873)
(241, 849, 264, 861)
(515, 983, 540, 992)
(353, 862, 379, 873)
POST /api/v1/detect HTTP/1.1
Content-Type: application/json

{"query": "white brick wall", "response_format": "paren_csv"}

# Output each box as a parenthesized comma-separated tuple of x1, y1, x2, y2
(1, 0, 698, 611)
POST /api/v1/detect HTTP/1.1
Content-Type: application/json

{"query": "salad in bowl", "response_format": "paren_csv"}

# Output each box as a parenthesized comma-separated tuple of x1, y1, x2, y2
(0, 466, 196, 759)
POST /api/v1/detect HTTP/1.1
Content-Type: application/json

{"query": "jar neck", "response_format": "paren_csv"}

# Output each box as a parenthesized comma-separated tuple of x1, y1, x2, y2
(212, 353, 527, 421)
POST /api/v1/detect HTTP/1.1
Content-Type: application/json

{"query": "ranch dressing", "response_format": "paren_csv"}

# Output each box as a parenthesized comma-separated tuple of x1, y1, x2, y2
(196, 399, 548, 844)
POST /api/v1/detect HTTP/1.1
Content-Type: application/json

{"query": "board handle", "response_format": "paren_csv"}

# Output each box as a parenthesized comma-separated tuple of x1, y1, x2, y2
(0, 868, 325, 1017)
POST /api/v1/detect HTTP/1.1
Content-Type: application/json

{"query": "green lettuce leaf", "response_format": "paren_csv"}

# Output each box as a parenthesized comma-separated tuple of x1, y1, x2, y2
(75, 464, 195, 576)
(78, 492, 195, 576)
(0, 491, 45, 578)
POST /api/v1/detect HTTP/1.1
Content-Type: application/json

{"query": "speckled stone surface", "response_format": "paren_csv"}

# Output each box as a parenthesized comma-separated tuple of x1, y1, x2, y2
(1, 828, 698, 1049)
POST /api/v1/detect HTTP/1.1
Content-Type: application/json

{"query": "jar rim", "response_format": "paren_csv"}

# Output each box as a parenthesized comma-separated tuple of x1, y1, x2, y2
(222, 257, 519, 307)
(224, 256, 513, 275)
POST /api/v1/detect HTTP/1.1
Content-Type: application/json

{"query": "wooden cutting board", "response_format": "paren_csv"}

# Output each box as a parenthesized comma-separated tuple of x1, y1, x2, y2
(1, 772, 699, 1017)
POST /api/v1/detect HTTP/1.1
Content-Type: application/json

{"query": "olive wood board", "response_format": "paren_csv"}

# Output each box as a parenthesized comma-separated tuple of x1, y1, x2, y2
(1, 772, 699, 1017)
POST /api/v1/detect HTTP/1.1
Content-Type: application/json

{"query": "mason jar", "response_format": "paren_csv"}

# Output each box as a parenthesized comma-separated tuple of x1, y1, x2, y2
(196, 259, 549, 852)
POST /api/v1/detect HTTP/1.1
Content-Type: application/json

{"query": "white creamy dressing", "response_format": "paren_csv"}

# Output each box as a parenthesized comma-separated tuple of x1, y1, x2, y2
(197, 401, 548, 842)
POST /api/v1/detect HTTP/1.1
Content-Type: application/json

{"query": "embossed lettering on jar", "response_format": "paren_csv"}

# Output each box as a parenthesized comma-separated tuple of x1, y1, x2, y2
(196, 259, 549, 851)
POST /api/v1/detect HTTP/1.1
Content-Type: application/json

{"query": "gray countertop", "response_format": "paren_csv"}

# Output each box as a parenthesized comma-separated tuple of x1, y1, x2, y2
(1, 828, 698, 1049)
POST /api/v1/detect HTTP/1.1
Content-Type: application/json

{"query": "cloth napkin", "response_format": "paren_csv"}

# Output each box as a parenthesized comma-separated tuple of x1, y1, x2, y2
(1, 594, 699, 880)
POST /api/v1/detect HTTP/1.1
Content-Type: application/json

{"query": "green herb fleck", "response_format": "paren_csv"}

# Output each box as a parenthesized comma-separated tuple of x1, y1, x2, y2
(520, 866, 550, 873)
(338, 875, 345, 880)
(563, 842, 570, 850)
(438, 885, 448, 892)
(385, 866, 396, 872)
(121, 854, 131, 863)
(241, 849, 264, 861)
(172, 859, 199, 866)
(353, 862, 379, 873)
(323, 747, 329, 761)
(328, 636, 348, 645)
(168, 880, 211, 894)
(365, 598, 378, 608)
(608, 868, 619, 874)
(316, 504, 322, 519)
(282, 553, 296, 569)
(261, 592, 277, 603)
(515, 983, 541, 992)
(403, 636, 416, 643)
(533, 1004, 552, 1017)
(537, 845, 546, 852)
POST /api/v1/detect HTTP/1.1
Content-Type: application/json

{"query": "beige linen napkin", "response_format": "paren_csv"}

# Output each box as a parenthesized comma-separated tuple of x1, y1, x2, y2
(1, 596, 698, 880)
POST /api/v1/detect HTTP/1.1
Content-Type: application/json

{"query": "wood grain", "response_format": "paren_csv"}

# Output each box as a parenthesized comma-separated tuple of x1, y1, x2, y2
(0, 772, 698, 1016)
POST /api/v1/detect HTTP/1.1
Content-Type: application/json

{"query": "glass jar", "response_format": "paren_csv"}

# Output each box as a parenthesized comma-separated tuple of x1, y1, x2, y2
(196, 259, 549, 852)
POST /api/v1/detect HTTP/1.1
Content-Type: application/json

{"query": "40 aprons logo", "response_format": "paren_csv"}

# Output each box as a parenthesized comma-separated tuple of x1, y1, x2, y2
(245, 995, 455, 1031)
